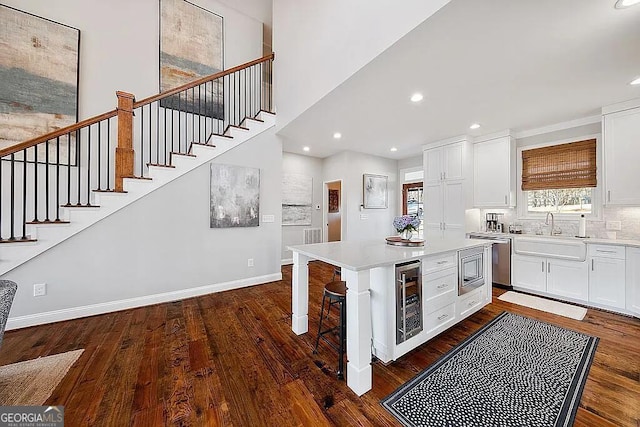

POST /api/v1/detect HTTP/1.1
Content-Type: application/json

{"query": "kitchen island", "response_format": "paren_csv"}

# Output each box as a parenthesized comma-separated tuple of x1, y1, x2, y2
(288, 238, 492, 396)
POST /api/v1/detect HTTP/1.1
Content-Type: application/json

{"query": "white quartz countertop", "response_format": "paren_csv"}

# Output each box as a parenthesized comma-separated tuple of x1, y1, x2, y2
(288, 238, 489, 271)
(468, 231, 640, 248)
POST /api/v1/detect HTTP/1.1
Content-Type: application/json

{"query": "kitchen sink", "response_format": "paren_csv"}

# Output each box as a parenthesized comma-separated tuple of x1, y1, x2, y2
(512, 236, 587, 261)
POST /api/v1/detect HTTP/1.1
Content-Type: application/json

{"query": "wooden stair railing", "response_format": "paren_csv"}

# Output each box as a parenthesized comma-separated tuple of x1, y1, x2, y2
(0, 53, 274, 242)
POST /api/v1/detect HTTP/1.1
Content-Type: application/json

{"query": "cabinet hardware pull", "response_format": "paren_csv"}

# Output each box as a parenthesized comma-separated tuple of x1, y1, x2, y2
(468, 300, 477, 307)
(436, 260, 448, 265)
(437, 283, 447, 289)
(437, 314, 448, 321)
(596, 249, 616, 253)
(548, 262, 550, 273)
(591, 259, 594, 271)
(443, 223, 446, 230)
(608, 190, 611, 202)
(504, 195, 507, 205)
(401, 273, 407, 340)
(443, 172, 446, 180)
(542, 261, 544, 273)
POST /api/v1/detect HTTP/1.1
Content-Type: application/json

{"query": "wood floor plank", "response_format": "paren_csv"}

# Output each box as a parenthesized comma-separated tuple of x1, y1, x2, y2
(0, 261, 638, 426)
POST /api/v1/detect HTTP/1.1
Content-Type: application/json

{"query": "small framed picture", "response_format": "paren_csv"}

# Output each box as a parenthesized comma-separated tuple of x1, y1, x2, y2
(363, 174, 388, 209)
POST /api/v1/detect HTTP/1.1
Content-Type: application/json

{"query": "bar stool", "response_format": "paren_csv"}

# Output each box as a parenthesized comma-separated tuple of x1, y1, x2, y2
(313, 280, 347, 380)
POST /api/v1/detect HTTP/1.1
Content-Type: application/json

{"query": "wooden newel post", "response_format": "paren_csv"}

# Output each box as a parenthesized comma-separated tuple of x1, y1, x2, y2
(115, 91, 135, 192)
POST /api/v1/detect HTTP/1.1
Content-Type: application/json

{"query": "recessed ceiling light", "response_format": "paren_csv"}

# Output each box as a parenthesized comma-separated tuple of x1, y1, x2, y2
(390, 147, 398, 152)
(410, 93, 423, 103)
(303, 146, 310, 152)
(469, 123, 481, 130)
(333, 132, 342, 139)
(615, 0, 640, 8)
(631, 77, 640, 85)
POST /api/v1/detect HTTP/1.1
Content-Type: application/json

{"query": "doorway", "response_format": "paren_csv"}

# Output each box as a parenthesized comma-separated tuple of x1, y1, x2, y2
(325, 180, 342, 242)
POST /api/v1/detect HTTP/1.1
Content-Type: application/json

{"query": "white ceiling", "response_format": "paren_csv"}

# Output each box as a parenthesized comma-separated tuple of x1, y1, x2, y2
(278, 0, 640, 159)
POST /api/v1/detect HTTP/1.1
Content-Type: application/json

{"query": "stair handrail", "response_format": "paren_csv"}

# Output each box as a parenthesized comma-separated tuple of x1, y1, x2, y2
(0, 109, 118, 158)
(0, 52, 275, 159)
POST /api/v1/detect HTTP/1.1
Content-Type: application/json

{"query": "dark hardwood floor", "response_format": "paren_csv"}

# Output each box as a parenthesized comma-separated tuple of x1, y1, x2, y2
(1, 261, 639, 426)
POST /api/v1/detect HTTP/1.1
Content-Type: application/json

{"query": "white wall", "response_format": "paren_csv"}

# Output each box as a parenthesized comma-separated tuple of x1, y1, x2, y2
(2, 0, 264, 118)
(281, 152, 323, 263)
(323, 151, 398, 242)
(4, 128, 282, 325)
(272, 0, 451, 129)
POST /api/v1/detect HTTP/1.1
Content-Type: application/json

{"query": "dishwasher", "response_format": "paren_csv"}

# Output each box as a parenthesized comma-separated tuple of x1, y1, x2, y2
(467, 233, 512, 288)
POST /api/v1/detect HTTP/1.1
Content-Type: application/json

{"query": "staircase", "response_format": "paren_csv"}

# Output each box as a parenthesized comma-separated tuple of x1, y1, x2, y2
(0, 54, 275, 276)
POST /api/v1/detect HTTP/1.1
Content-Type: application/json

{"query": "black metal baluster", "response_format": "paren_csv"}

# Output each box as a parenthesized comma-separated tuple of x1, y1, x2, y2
(191, 87, 195, 149)
(164, 106, 168, 165)
(204, 82, 208, 140)
(10, 154, 15, 240)
(148, 104, 152, 168)
(76, 129, 81, 205)
(97, 122, 101, 190)
(155, 102, 160, 165)
(22, 149, 27, 239)
(140, 106, 144, 176)
(33, 142, 38, 222)
(87, 126, 91, 204)
(67, 133, 72, 205)
(106, 121, 111, 191)
(56, 137, 60, 220)
(173, 94, 176, 155)
(45, 139, 50, 221)
(198, 84, 202, 142)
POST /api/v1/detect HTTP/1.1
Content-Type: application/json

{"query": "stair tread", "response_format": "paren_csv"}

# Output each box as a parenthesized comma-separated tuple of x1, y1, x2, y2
(93, 189, 128, 193)
(190, 142, 216, 148)
(0, 237, 37, 244)
(170, 152, 197, 157)
(147, 163, 176, 168)
(123, 175, 152, 180)
(26, 220, 70, 225)
(243, 117, 264, 123)
(228, 125, 250, 131)
(61, 204, 101, 208)
(209, 133, 233, 139)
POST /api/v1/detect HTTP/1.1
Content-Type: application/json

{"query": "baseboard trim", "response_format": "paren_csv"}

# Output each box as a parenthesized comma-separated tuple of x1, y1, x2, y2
(6, 272, 282, 330)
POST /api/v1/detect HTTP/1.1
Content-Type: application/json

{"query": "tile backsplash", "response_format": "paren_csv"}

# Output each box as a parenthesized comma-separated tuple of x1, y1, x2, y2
(476, 206, 640, 240)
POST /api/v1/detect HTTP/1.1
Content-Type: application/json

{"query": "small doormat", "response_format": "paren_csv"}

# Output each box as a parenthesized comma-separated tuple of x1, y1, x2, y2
(381, 312, 598, 427)
(498, 291, 588, 320)
(0, 349, 83, 405)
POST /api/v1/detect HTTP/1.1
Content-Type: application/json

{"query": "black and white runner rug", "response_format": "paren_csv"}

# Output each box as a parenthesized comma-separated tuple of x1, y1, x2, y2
(381, 312, 599, 427)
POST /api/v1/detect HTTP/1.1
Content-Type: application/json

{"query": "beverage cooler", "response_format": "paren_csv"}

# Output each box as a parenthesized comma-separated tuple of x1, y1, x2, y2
(396, 260, 423, 344)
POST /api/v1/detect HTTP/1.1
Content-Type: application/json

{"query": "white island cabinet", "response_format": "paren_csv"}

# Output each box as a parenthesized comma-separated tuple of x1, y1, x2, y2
(288, 239, 491, 396)
(626, 247, 640, 316)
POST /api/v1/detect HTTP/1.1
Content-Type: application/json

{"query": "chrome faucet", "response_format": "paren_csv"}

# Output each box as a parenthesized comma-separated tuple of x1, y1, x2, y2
(545, 212, 554, 236)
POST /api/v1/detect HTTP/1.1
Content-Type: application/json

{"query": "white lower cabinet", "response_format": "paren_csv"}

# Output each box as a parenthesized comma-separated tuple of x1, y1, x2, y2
(512, 254, 588, 301)
(626, 247, 640, 316)
(588, 245, 626, 310)
(512, 254, 546, 292)
(457, 287, 485, 318)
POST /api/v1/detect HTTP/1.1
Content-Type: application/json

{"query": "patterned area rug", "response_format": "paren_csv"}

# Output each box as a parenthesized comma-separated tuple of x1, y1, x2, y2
(0, 349, 83, 405)
(381, 312, 598, 427)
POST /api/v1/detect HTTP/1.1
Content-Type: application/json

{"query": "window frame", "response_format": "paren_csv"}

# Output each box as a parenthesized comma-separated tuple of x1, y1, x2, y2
(516, 133, 602, 221)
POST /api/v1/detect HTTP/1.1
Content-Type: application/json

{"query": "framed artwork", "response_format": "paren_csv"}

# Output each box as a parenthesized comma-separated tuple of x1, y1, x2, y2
(363, 174, 388, 209)
(328, 189, 339, 213)
(160, 0, 224, 118)
(210, 164, 259, 228)
(282, 173, 312, 226)
(0, 4, 80, 164)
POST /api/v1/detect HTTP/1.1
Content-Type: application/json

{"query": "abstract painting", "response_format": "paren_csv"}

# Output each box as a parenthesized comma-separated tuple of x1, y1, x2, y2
(210, 164, 259, 228)
(0, 5, 79, 161)
(282, 173, 312, 226)
(363, 174, 388, 209)
(160, 0, 223, 118)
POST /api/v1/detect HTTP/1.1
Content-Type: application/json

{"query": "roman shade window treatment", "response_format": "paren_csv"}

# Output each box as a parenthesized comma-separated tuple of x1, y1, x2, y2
(521, 139, 597, 190)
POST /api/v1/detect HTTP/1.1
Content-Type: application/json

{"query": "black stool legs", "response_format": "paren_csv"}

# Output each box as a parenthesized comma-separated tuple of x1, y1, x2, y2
(313, 281, 347, 380)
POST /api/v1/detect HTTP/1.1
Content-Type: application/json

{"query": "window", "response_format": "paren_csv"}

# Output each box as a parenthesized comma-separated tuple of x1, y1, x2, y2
(521, 139, 597, 215)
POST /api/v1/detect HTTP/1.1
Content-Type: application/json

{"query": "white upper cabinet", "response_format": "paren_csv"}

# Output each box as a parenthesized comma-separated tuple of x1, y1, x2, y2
(423, 140, 468, 240)
(603, 105, 640, 205)
(473, 134, 516, 208)
(424, 142, 464, 184)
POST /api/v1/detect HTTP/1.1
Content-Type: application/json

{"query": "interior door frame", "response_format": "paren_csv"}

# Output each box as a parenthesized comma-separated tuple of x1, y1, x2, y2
(402, 182, 423, 215)
(323, 179, 343, 242)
